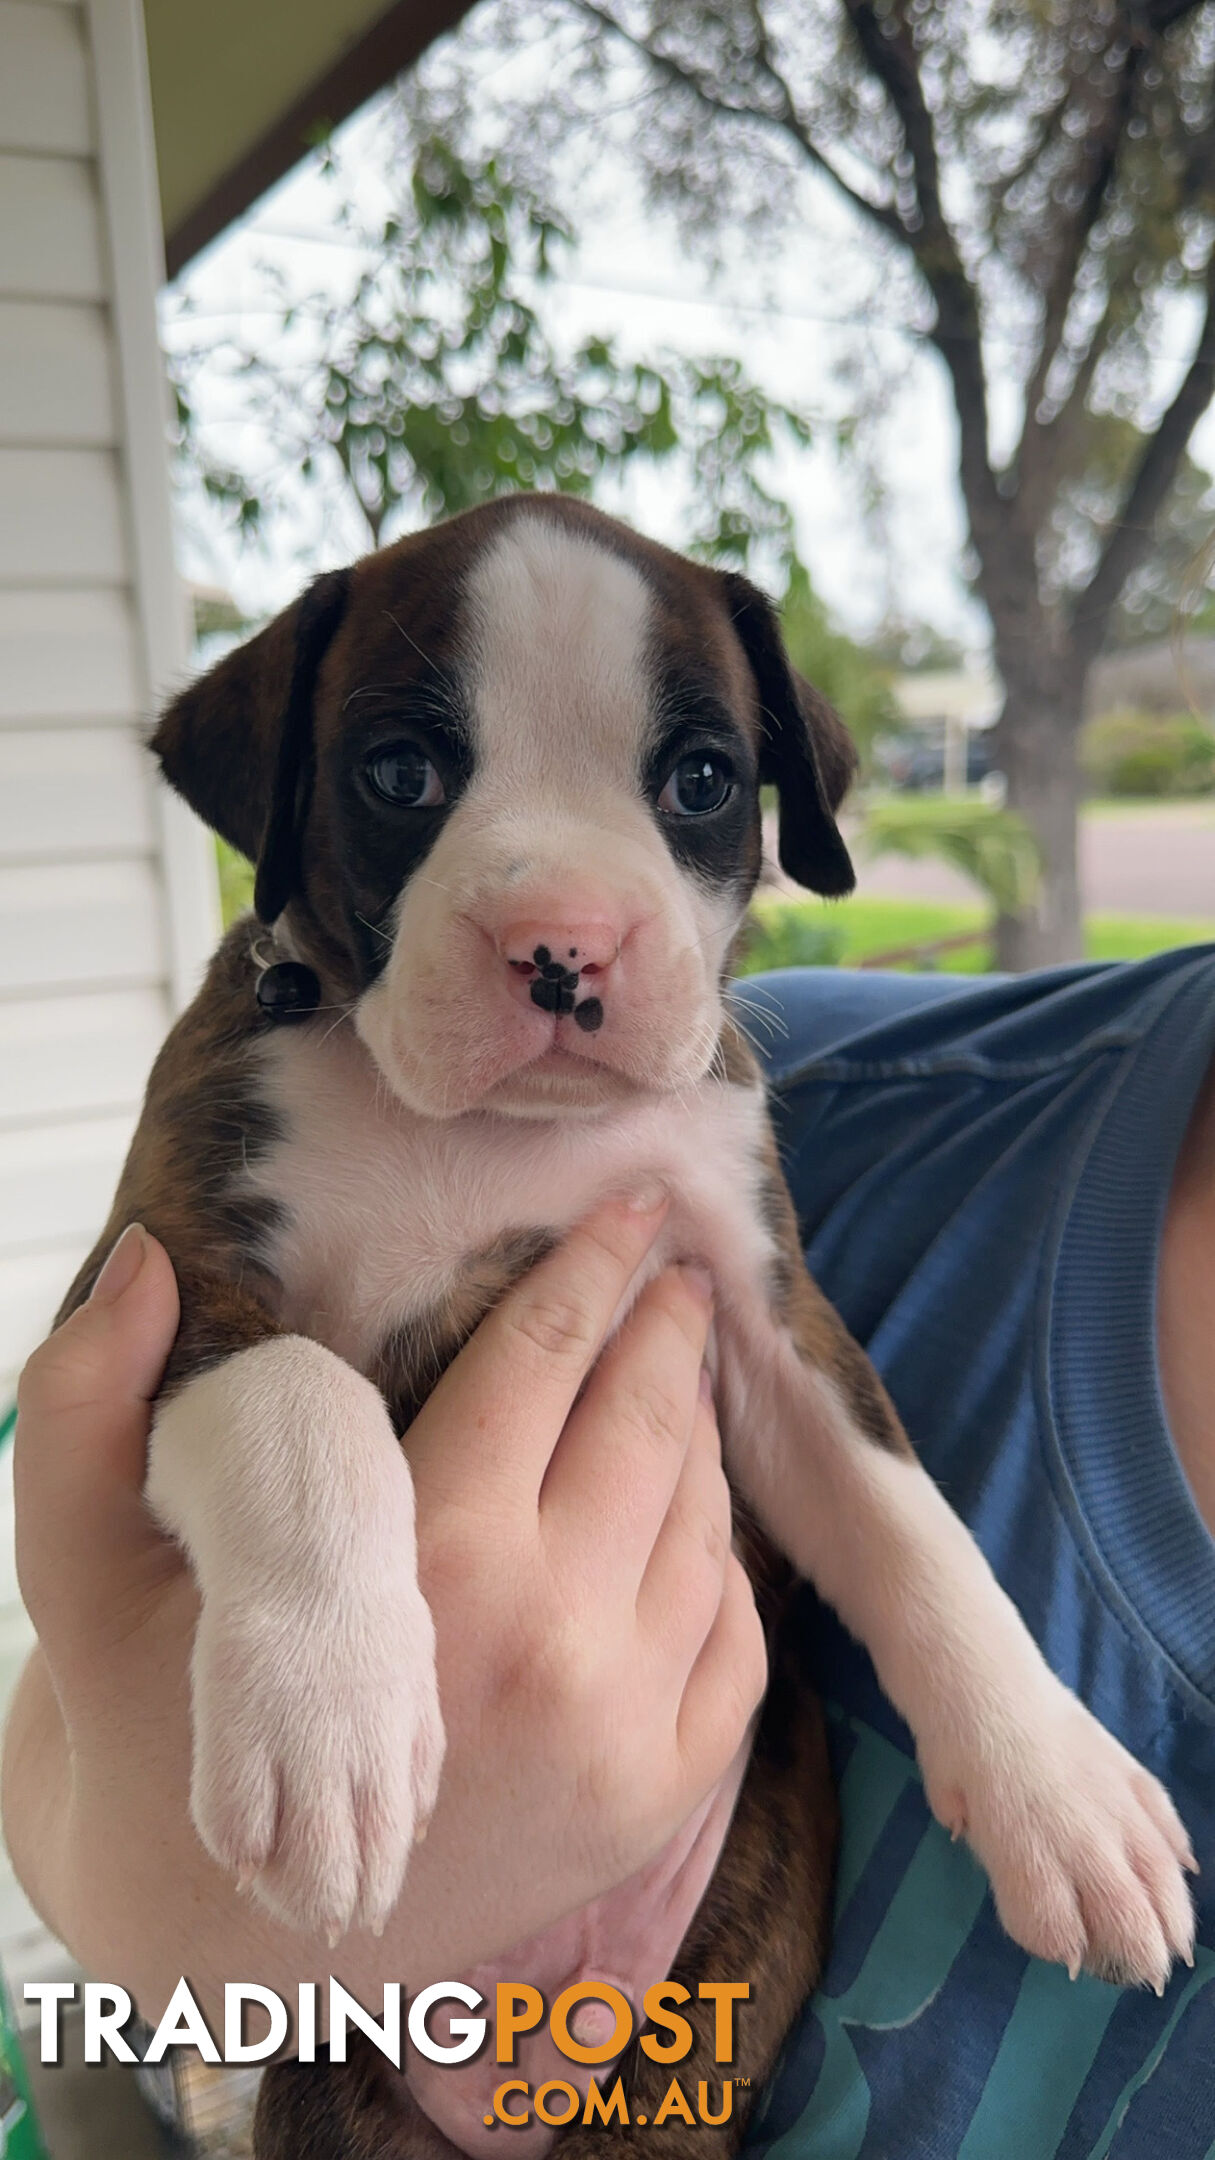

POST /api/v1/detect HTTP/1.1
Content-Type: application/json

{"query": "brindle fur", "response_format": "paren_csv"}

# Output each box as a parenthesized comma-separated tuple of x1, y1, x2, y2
(56, 926, 290, 1389)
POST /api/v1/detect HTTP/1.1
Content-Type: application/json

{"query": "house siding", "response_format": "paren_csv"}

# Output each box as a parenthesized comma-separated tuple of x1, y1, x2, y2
(0, 0, 220, 1950)
(0, 0, 218, 1413)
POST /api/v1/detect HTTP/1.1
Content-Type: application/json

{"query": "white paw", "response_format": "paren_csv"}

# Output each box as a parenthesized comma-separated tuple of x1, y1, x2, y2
(920, 1683, 1196, 1991)
(190, 1567, 445, 1941)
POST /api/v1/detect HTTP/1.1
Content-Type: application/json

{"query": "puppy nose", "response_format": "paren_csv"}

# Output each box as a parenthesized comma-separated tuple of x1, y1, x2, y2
(497, 919, 620, 1024)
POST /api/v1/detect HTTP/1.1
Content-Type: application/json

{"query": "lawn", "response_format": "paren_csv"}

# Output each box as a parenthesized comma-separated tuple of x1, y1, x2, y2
(1081, 798, 1215, 823)
(742, 895, 1215, 976)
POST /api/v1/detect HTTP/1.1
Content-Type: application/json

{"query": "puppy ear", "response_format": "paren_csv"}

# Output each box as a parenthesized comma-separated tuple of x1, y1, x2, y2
(721, 574, 856, 897)
(151, 569, 351, 924)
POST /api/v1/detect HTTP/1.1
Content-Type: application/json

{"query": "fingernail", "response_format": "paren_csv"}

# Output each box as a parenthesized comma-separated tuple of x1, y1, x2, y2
(89, 1224, 148, 1305)
(624, 1180, 668, 1215)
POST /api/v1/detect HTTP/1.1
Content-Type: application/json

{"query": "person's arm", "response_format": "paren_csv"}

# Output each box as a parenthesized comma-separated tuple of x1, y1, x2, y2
(3, 1196, 765, 2031)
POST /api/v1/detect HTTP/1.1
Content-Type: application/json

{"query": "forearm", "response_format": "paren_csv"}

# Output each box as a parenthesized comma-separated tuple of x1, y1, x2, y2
(1, 1651, 73, 1948)
(2, 1643, 236, 2025)
(1, 1644, 573, 2040)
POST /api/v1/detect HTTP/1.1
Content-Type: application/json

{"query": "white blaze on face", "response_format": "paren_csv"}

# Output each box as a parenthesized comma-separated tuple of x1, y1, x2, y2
(355, 517, 748, 1121)
(467, 513, 656, 805)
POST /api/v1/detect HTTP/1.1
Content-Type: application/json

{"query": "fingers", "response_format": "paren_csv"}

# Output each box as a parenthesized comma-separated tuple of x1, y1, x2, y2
(540, 1263, 712, 1570)
(407, 1189, 669, 1504)
(676, 1551, 767, 1794)
(15, 1225, 183, 1636)
(635, 1377, 732, 1645)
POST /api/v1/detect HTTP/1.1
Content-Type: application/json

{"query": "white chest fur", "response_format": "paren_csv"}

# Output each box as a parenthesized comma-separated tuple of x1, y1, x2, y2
(245, 1026, 780, 1372)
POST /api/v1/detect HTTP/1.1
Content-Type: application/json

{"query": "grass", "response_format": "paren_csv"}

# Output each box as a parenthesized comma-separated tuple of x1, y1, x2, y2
(1081, 797, 1215, 821)
(218, 841, 256, 924)
(1087, 912, 1215, 960)
(743, 894, 1215, 977)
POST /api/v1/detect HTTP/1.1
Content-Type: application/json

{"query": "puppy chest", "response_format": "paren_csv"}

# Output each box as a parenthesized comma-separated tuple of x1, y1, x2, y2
(243, 1029, 780, 1376)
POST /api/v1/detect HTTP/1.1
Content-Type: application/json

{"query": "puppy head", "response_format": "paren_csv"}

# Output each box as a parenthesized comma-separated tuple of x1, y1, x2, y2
(155, 497, 855, 1119)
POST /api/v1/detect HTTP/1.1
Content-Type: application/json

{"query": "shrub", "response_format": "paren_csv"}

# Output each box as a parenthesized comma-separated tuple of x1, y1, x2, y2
(1081, 710, 1215, 798)
(740, 905, 846, 974)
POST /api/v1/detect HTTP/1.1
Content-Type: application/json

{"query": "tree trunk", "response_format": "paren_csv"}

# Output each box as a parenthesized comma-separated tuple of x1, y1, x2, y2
(992, 669, 1085, 973)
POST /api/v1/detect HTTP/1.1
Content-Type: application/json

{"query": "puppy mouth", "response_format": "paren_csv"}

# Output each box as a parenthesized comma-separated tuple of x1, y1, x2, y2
(480, 1019, 644, 1112)
(527, 1041, 605, 1075)
(505, 1024, 624, 1086)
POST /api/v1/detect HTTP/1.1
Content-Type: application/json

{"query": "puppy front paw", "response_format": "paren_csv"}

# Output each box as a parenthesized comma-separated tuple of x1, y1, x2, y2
(921, 1685, 1196, 1991)
(190, 1570, 445, 1941)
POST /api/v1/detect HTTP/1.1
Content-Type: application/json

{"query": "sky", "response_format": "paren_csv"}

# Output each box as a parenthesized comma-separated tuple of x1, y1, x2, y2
(159, 3, 1215, 661)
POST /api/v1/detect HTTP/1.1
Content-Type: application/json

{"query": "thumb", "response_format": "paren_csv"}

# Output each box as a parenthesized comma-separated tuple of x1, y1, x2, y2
(14, 1225, 182, 1637)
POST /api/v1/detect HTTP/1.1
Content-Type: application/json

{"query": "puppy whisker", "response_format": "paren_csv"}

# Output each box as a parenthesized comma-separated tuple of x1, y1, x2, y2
(731, 989, 791, 1047)
(317, 1000, 359, 1049)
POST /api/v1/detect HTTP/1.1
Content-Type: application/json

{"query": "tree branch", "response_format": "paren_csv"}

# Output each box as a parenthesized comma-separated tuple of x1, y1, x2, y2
(1145, 0, 1209, 30)
(569, 0, 907, 242)
(1016, 39, 1143, 467)
(841, 2, 1019, 597)
(1071, 239, 1215, 667)
(1029, 319, 1118, 535)
(1017, 31, 1215, 536)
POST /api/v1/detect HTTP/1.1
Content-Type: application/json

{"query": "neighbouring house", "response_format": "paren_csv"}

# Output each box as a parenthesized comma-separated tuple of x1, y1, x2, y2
(1086, 636, 1215, 720)
(888, 664, 1001, 790)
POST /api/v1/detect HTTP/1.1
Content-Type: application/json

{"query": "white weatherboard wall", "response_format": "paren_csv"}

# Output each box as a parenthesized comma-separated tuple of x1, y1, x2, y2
(0, 0, 219, 1415)
(0, 0, 220, 1842)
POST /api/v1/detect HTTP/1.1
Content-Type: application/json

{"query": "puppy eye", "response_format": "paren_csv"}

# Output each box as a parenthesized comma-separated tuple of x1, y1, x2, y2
(657, 751, 735, 817)
(364, 745, 446, 808)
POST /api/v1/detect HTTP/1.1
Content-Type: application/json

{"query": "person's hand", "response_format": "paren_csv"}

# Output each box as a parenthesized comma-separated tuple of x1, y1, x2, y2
(2, 1194, 765, 2031)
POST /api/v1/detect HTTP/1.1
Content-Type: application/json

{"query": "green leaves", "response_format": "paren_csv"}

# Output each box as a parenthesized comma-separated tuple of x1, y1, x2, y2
(169, 106, 812, 576)
(780, 560, 898, 767)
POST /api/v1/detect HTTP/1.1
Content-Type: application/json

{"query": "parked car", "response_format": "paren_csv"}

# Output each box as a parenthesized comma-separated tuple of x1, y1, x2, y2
(877, 727, 997, 792)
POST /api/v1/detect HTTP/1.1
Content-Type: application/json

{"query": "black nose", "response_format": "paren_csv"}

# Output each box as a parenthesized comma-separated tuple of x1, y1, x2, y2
(530, 945, 581, 1016)
(526, 945, 604, 1030)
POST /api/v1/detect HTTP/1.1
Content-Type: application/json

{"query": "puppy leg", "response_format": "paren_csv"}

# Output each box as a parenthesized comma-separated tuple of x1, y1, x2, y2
(147, 1306, 444, 1940)
(718, 1266, 1195, 1992)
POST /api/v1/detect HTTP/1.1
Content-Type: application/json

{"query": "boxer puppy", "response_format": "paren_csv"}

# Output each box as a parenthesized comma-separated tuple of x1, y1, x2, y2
(59, 495, 1194, 2159)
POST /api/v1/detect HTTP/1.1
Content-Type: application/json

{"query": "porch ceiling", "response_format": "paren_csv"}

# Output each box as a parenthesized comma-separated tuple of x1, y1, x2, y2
(146, 0, 472, 278)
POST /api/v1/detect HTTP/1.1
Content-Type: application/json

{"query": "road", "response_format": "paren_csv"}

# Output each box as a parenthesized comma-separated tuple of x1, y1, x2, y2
(846, 802, 1215, 918)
